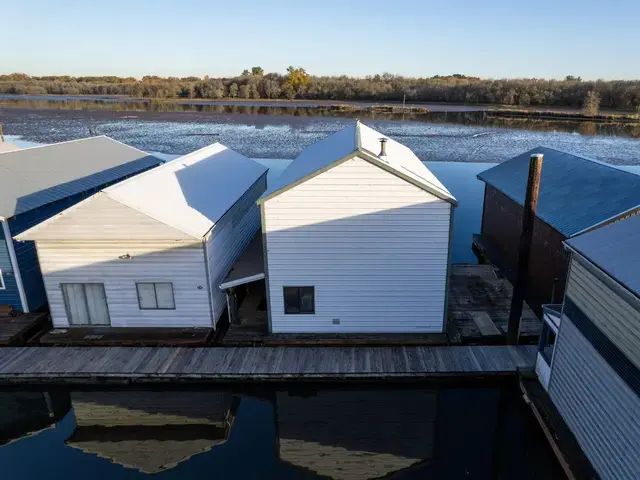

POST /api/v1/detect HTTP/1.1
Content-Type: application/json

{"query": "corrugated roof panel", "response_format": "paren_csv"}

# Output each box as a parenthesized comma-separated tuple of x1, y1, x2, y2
(477, 147, 640, 237)
(565, 214, 640, 298)
(0, 136, 162, 219)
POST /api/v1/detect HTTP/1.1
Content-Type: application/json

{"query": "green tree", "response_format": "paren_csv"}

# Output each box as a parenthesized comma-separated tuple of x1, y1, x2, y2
(241, 69, 250, 76)
(583, 90, 601, 116)
(229, 83, 239, 98)
(251, 66, 264, 76)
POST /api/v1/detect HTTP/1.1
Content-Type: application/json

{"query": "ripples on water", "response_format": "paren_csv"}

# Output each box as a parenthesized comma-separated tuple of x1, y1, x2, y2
(0, 384, 565, 479)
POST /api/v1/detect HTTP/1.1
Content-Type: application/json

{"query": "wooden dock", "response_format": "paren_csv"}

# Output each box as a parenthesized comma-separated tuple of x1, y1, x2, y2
(38, 327, 212, 347)
(0, 313, 49, 346)
(0, 345, 535, 385)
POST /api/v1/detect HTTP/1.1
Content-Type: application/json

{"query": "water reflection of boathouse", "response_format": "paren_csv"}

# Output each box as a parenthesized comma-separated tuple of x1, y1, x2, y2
(65, 391, 235, 474)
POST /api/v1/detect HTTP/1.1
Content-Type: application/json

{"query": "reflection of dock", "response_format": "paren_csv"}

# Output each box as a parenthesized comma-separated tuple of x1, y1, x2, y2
(66, 391, 235, 473)
(0, 345, 535, 385)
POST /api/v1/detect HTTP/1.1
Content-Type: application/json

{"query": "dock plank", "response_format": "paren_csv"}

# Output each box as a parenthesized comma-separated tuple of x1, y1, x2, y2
(0, 345, 536, 384)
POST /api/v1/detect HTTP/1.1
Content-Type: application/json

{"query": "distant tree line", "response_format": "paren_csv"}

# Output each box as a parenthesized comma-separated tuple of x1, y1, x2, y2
(1, 69, 640, 111)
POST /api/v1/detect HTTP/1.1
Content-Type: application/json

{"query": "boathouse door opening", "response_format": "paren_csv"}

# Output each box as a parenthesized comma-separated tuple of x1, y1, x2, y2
(61, 283, 111, 326)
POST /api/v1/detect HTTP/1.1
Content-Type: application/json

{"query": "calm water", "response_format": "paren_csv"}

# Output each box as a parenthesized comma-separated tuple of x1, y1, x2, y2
(0, 383, 565, 479)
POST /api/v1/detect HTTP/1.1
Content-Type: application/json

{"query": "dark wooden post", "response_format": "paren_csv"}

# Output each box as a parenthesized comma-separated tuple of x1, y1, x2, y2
(507, 153, 543, 345)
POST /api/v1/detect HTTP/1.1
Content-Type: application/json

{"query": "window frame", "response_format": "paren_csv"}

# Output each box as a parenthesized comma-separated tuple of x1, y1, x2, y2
(136, 282, 176, 310)
(0, 269, 5, 290)
(538, 321, 556, 365)
(283, 286, 315, 315)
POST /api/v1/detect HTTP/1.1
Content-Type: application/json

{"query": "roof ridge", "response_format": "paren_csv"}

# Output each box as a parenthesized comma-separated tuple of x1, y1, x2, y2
(533, 145, 638, 177)
(0, 135, 108, 155)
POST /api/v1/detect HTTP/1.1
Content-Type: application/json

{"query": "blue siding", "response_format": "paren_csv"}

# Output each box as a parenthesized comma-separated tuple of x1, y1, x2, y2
(0, 222, 22, 310)
(6, 162, 161, 312)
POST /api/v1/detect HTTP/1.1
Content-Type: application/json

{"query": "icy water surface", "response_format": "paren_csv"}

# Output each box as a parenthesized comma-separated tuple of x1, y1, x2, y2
(3, 109, 640, 163)
(0, 384, 565, 479)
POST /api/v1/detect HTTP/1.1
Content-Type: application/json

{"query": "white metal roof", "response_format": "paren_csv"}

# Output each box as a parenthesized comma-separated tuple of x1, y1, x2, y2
(258, 122, 456, 205)
(18, 143, 268, 240)
(103, 143, 268, 238)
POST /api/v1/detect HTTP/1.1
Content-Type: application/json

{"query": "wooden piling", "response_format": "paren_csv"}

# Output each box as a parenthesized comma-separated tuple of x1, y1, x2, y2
(507, 154, 543, 345)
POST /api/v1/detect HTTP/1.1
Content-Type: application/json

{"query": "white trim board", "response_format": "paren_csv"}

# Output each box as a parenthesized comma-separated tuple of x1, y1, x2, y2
(1, 220, 28, 312)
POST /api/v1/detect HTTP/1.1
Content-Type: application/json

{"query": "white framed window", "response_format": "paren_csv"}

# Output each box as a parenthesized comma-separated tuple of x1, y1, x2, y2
(0, 269, 5, 290)
(136, 282, 175, 310)
(283, 286, 315, 314)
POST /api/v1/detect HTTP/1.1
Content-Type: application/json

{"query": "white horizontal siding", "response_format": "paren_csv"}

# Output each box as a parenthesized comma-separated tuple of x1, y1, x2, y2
(549, 316, 640, 480)
(21, 193, 194, 241)
(264, 157, 451, 333)
(36, 241, 211, 328)
(566, 259, 640, 369)
(206, 175, 266, 323)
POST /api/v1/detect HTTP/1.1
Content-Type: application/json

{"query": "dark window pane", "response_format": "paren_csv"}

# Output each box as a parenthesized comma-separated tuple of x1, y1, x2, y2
(284, 287, 300, 314)
(299, 287, 315, 313)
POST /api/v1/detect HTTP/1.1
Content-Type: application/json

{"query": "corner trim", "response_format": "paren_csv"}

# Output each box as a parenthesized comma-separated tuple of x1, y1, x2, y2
(442, 203, 455, 333)
(261, 203, 273, 333)
(2, 220, 29, 312)
(202, 239, 216, 329)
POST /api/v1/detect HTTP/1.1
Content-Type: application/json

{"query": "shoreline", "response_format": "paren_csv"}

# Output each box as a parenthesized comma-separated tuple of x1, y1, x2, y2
(1, 94, 639, 123)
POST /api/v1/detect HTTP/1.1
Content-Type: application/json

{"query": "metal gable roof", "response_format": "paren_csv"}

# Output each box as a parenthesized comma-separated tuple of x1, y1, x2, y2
(102, 143, 268, 238)
(258, 122, 456, 205)
(0, 136, 163, 220)
(477, 146, 640, 237)
(565, 214, 640, 298)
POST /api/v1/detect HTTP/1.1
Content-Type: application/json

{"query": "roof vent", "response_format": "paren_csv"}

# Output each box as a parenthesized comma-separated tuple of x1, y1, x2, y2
(378, 138, 388, 159)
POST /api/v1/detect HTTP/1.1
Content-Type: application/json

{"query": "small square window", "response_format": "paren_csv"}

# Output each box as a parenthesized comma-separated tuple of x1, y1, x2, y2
(0, 269, 5, 290)
(136, 282, 175, 310)
(283, 286, 315, 314)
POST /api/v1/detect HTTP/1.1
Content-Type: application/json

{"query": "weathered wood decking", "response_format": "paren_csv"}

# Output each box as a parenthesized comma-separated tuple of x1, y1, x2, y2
(0, 345, 535, 384)
(38, 327, 212, 347)
(0, 313, 49, 346)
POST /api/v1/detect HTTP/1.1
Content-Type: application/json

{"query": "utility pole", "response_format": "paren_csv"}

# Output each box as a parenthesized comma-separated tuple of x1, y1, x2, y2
(507, 153, 543, 345)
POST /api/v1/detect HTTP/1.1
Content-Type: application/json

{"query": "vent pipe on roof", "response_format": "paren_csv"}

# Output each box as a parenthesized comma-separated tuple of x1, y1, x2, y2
(378, 138, 387, 159)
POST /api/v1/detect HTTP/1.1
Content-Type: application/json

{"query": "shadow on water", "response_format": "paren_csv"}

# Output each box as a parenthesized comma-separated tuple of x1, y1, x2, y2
(2, 98, 640, 138)
(0, 382, 566, 479)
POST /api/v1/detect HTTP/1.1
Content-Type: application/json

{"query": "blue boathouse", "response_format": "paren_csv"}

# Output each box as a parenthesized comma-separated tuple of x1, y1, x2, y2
(0, 136, 162, 312)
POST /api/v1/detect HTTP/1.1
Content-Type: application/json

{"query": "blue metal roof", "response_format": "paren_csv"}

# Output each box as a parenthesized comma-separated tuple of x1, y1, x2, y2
(566, 214, 640, 298)
(0, 136, 163, 219)
(477, 146, 640, 237)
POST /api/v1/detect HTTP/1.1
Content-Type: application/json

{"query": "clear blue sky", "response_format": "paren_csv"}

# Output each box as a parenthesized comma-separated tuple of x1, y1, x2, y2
(2, 0, 639, 80)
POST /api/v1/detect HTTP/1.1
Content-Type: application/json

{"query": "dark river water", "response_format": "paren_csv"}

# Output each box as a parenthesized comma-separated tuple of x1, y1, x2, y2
(0, 383, 565, 479)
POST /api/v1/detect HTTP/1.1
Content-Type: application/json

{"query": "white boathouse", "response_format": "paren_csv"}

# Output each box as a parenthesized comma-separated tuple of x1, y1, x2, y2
(17, 143, 267, 329)
(222, 122, 457, 334)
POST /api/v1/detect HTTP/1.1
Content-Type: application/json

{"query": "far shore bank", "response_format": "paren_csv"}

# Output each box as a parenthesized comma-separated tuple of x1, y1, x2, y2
(1, 94, 640, 124)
